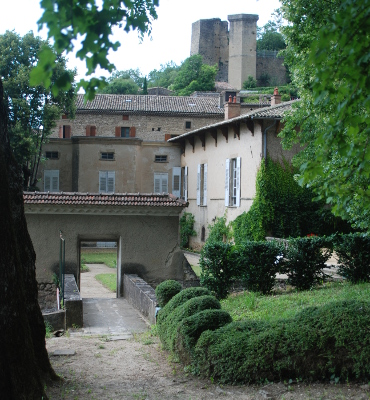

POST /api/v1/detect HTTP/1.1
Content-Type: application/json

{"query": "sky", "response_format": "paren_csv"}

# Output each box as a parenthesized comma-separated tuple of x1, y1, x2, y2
(0, 0, 281, 80)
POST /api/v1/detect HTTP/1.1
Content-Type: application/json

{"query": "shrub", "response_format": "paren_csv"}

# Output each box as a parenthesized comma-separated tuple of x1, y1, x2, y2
(281, 236, 332, 290)
(207, 214, 231, 243)
(176, 309, 232, 364)
(155, 280, 182, 307)
(179, 212, 196, 248)
(243, 75, 257, 89)
(159, 295, 221, 351)
(156, 287, 211, 339)
(200, 242, 235, 299)
(194, 300, 370, 384)
(333, 233, 370, 283)
(281, 93, 291, 101)
(237, 240, 285, 294)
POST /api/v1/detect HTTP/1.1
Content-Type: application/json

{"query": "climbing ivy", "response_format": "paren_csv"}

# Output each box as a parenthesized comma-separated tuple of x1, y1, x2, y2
(232, 157, 351, 244)
(179, 212, 196, 249)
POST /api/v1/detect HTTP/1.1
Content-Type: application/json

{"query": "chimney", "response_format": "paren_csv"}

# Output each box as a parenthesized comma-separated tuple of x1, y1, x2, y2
(271, 87, 281, 106)
(224, 96, 241, 120)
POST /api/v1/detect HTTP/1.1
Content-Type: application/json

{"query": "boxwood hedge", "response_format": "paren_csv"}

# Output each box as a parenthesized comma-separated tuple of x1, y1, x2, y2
(155, 280, 182, 307)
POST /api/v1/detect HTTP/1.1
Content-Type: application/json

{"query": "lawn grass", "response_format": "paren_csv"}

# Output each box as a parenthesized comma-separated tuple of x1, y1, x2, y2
(95, 273, 116, 292)
(221, 281, 370, 323)
(81, 250, 117, 268)
(191, 264, 202, 277)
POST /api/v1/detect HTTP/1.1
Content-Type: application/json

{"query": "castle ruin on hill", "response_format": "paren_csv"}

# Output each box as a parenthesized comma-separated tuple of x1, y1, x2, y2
(190, 14, 287, 89)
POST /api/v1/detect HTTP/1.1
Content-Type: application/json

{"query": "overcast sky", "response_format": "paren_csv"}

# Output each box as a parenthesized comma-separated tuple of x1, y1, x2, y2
(1, 0, 281, 80)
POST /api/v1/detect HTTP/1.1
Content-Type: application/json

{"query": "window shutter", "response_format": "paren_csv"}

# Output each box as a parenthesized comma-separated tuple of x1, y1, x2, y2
(225, 159, 230, 206)
(90, 126, 96, 137)
(154, 173, 161, 193)
(122, 115, 129, 121)
(129, 126, 136, 137)
(107, 171, 115, 193)
(99, 171, 107, 193)
(65, 125, 71, 139)
(44, 170, 59, 192)
(44, 175, 51, 191)
(59, 126, 62, 138)
(51, 172, 59, 192)
(172, 167, 181, 197)
(184, 166, 188, 201)
(164, 134, 171, 141)
(236, 157, 241, 207)
(196, 164, 201, 205)
(115, 127, 121, 137)
(162, 174, 168, 193)
(203, 163, 207, 206)
(86, 125, 90, 136)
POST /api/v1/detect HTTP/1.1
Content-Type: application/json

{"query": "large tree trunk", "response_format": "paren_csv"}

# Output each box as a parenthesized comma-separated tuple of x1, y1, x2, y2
(0, 79, 57, 398)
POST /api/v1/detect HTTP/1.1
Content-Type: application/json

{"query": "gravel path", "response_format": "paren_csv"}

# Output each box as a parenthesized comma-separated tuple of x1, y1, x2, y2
(80, 263, 117, 298)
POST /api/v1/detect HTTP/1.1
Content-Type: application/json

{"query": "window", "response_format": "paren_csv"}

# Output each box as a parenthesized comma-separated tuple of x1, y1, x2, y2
(197, 163, 207, 206)
(155, 155, 167, 162)
(101, 152, 114, 160)
(99, 171, 115, 193)
(182, 166, 188, 201)
(44, 170, 59, 192)
(172, 167, 181, 197)
(45, 151, 59, 159)
(59, 125, 71, 138)
(154, 173, 168, 193)
(185, 121, 192, 129)
(86, 125, 96, 136)
(225, 157, 241, 207)
(201, 226, 206, 242)
(121, 127, 130, 137)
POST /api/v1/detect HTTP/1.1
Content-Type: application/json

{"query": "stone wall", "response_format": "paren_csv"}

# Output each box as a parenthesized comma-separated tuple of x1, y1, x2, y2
(38, 282, 57, 311)
(256, 53, 288, 86)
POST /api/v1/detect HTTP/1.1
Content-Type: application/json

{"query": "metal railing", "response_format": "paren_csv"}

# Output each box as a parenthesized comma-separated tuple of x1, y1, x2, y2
(59, 230, 65, 308)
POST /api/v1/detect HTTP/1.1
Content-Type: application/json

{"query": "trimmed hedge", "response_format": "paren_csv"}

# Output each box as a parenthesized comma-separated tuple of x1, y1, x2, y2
(194, 300, 370, 384)
(155, 280, 182, 307)
(333, 233, 370, 283)
(156, 287, 211, 340)
(159, 295, 221, 351)
(175, 309, 232, 364)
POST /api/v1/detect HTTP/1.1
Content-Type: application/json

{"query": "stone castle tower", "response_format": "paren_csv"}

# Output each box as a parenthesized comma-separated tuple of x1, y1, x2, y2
(191, 14, 286, 89)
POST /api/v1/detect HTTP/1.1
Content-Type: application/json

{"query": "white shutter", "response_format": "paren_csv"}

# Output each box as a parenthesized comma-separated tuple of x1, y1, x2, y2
(225, 159, 230, 206)
(236, 157, 241, 207)
(162, 173, 168, 193)
(196, 164, 201, 205)
(51, 171, 59, 192)
(172, 167, 181, 197)
(99, 171, 107, 193)
(107, 171, 115, 193)
(44, 174, 51, 191)
(184, 166, 188, 201)
(44, 170, 59, 192)
(203, 163, 207, 206)
(154, 173, 161, 193)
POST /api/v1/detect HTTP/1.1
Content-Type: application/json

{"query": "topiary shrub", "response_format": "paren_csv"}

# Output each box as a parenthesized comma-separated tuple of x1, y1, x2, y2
(333, 233, 370, 283)
(194, 300, 370, 384)
(175, 309, 232, 365)
(199, 241, 235, 299)
(237, 240, 285, 294)
(155, 280, 182, 307)
(281, 236, 332, 290)
(160, 295, 221, 351)
(156, 287, 211, 340)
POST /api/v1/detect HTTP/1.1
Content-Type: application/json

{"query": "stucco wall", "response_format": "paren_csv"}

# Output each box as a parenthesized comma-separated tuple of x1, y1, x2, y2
(26, 210, 186, 292)
(51, 113, 223, 141)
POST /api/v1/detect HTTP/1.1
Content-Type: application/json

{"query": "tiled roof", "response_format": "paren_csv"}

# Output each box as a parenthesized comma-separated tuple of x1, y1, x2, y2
(76, 94, 224, 116)
(168, 100, 299, 142)
(23, 192, 187, 207)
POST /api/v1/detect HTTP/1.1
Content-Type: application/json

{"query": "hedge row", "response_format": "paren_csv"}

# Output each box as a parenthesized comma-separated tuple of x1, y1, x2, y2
(200, 233, 370, 299)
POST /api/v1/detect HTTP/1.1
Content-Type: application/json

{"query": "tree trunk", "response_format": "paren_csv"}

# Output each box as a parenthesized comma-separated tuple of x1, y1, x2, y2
(0, 78, 57, 398)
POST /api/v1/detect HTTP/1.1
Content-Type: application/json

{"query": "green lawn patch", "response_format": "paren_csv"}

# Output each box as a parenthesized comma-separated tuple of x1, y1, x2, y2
(191, 264, 201, 277)
(95, 273, 116, 292)
(221, 281, 370, 323)
(81, 250, 117, 268)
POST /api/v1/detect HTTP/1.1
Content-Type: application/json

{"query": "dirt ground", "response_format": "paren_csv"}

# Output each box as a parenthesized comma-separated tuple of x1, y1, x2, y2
(45, 333, 370, 400)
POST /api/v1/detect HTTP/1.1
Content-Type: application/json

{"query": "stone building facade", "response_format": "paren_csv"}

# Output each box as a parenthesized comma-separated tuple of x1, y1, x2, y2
(191, 14, 287, 89)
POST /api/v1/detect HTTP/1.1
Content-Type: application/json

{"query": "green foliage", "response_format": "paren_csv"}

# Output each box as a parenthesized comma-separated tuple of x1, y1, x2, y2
(257, 19, 286, 51)
(156, 287, 211, 335)
(148, 61, 179, 89)
(35, 0, 159, 98)
(0, 30, 76, 188)
(179, 212, 196, 248)
(280, 0, 370, 229)
(199, 242, 235, 299)
(258, 73, 271, 87)
(238, 241, 285, 294)
(232, 157, 345, 243)
(281, 93, 291, 102)
(155, 280, 182, 308)
(159, 295, 221, 351)
(207, 215, 231, 243)
(95, 273, 116, 292)
(175, 309, 232, 365)
(142, 76, 148, 95)
(195, 300, 370, 384)
(80, 250, 117, 268)
(99, 77, 139, 95)
(281, 236, 333, 290)
(44, 321, 53, 339)
(243, 76, 257, 89)
(333, 233, 370, 283)
(173, 55, 217, 96)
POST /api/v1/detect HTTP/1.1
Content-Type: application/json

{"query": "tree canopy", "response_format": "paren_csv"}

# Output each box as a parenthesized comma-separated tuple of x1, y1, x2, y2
(257, 19, 286, 51)
(280, 0, 370, 229)
(0, 30, 76, 189)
